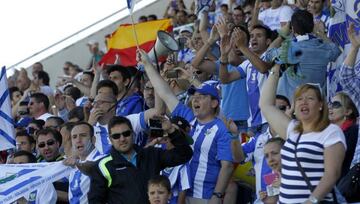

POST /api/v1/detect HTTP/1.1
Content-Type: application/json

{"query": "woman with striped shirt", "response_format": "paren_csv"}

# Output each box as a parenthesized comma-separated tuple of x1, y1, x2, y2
(259, 64, 347, 204)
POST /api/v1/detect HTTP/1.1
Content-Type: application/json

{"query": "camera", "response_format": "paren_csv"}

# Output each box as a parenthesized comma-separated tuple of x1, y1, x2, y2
(178, 37, 187, 50)
(149, 119, 164, 137)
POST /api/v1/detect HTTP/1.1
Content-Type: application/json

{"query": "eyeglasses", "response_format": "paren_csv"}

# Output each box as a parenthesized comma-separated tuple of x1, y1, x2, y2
(194, 71, 203, 75)
(110, 130, 132, 139)
(328, 101, 342, 109)
(144, 86, 154, 91)
(38, 139, 56, 148)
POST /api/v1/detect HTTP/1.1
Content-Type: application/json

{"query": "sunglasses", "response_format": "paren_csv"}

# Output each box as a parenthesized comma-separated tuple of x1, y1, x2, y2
(328, 101, 342, 109)
(110, 130, 132, 139)
(277, 105, 287, 111)
(38, 139, 56, 148)
(194, 71, 203, 75)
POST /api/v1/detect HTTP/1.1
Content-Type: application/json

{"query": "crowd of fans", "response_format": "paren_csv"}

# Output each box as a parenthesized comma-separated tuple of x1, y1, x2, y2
(2, 0, 360, 203)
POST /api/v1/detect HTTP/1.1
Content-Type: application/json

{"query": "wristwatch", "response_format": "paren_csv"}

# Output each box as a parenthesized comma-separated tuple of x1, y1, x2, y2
(308, 195, 319, 204)
(212, 192, 225, 198)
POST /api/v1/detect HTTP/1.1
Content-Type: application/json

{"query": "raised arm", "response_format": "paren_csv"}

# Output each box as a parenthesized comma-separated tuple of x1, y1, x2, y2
(216, 17, 242, 84)
(344, 23, 360, 67)
(259, 65, 291, 139)
(233, 27, 272, 73)
(138, 50, 179, 112)
(191, 25, 219, 74)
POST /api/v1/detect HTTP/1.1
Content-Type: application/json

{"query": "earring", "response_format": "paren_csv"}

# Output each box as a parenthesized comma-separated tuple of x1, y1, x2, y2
(319, 107, 322, 111)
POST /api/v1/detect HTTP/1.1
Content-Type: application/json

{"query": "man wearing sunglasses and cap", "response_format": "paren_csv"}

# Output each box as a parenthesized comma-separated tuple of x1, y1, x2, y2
(138, 49, 234, 204)
(87, 116, 193, 204)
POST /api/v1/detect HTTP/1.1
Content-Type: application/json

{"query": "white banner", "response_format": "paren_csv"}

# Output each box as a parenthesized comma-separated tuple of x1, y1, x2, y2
(0, 162, 72, 204)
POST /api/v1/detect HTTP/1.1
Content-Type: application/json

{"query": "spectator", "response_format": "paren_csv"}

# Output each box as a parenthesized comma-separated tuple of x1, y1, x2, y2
(87, 116, 192, 203)
(68, 107, 85, 122)
(9, 86, 23, 107)
(45, 116, 65, 131)
(256, 0, 294, 31)
(140, 50, 234, 203)
(32, 70, 55, 99)
(16, 68, 31, 92)
(232, 6, 246, 27)
(230, 94, 290, 203)
(339, 22, 360, 168)
(268, 10, 341, 101)
(27, 119, 45, 138)
(63, 122, 104, 204)
(28, 92, 53, 121)
(138, 15, 148, 23)
(147, 14, 158, 21)
(329, 92, 359, 180)
(307, 0, 330, 31)
(143, 80, 155, 109)
(32, 62, 44, 78)
(260, 64, 346, 203)
(15, 130, 36, 153)
(259, 137, 285, 204)
(107, 65, 144, 116)
(86, 40, 104, 69)
(219, 23, 273, 136)
(148, 175, 172, 204)
(36, 128, 68, 203)
(63, 61, 73, 76)
(13, 150, 57, 204)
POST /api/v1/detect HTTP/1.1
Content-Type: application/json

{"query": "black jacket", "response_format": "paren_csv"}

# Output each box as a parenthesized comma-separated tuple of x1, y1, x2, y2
(88, 129, 193, 204)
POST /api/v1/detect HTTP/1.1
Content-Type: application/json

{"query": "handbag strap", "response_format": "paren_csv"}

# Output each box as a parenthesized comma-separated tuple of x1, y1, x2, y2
(294, 132, 338, 203)
(294, 133, 315, 191)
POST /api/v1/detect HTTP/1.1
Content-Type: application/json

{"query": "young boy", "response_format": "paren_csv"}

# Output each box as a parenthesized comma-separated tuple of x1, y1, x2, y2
(148, 175, 172, 204)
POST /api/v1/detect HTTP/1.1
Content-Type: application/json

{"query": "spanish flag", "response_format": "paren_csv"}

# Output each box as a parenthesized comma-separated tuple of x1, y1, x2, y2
(99, 19, 173, 66)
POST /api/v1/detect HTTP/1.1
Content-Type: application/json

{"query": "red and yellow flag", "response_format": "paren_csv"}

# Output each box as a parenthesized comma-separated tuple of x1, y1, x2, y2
(99, 19, 173, 66)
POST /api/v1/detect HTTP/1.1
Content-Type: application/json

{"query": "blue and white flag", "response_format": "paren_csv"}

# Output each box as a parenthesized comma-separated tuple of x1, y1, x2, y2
(0, 162, 72, 204)
(0, 66, 15, 151)
(196, 0, 214, 14)
(326, 0, 360, 100)
(127, 0, 135, 13)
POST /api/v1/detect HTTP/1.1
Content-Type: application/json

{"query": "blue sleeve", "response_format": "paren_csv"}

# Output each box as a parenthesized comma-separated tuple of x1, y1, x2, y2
(241, 137, 257, 154)
(235, 64, 246, 78)
(216, 126, 233, 162)
(171, 102, 195, 123)
(139, 111, 149, 130)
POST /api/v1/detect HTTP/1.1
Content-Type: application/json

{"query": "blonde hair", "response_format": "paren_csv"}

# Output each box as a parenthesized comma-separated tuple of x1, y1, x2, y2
(335, 92, 359, 121)
(293, 84, 330, 133)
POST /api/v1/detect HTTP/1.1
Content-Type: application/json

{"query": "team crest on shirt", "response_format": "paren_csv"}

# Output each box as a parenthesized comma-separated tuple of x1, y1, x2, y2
(28, 191, 37, 201)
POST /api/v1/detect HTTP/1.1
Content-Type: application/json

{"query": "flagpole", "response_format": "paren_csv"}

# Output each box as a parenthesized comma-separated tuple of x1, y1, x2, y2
(129, 13, 140, 50)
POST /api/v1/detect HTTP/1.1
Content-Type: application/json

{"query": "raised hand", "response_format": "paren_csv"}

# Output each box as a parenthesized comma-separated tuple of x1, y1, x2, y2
(348, 22, 360, 48)
(233, 27, 248, 49)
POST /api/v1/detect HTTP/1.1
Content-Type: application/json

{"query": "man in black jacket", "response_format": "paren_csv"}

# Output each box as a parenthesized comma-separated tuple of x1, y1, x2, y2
(88, 116, 193, 204)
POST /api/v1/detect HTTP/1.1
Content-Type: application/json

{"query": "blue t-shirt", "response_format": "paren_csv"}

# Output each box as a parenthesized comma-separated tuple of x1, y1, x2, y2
(116, 93, 144, 116)
(215, 61, 249, 121)
(171, 103, 233, 199)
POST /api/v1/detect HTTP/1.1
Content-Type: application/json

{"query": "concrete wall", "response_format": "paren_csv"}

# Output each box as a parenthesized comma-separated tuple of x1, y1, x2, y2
(38, 0, 167, 87)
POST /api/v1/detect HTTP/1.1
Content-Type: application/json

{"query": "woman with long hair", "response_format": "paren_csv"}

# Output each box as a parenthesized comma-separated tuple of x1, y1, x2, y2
(259, 64, 347, 204)
(329, 92, 359, 179)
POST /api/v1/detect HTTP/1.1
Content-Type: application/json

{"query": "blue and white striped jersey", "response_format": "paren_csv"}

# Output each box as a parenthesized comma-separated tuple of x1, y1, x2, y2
(93, 112, 149, 154)
(68, 149, 104, 204)
(236, 53, 269, 127)
(161, 164, 191, 204)
(242, 128, 273, 203)
(171, 103, 233, 199)
(279, 120, 346, 204)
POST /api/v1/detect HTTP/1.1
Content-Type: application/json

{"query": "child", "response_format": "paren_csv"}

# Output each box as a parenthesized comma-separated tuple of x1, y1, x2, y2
(148, 175, 172, 204)
(260, 137, 285, 204)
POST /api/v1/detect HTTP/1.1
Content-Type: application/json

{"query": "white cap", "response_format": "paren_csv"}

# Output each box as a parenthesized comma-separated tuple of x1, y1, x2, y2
(179, 26, 193, 34)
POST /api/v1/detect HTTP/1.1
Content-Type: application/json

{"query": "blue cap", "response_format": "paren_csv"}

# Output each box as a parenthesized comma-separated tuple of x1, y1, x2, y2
(188, 83, 220, 101)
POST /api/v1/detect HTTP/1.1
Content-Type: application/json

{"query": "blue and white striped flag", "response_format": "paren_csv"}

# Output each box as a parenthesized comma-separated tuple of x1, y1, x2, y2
(0, 66, 15, 151)
(326, 0, 360, 100)
(127, 0, 135, 13)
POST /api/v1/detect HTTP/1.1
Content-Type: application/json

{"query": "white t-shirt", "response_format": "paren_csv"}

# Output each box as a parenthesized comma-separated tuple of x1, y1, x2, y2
(258, 5, 294, 31)
(36, 112, 53, 122)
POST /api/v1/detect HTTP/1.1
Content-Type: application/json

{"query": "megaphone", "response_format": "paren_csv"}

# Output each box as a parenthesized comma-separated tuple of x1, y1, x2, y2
(148, 31, 179, 62)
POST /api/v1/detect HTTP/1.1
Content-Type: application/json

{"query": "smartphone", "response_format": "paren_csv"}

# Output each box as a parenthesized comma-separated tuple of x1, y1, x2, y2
(149, 119, 164, 137)
(166, 70, 178, 78)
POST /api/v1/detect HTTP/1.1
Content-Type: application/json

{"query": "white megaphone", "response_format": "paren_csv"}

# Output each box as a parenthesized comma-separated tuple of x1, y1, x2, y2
(148, 31, 179, 62)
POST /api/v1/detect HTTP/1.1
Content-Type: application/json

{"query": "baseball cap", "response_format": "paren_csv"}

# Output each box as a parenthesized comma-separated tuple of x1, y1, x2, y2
(179, 26, 193, 34)
(188, 83, 220, 101)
